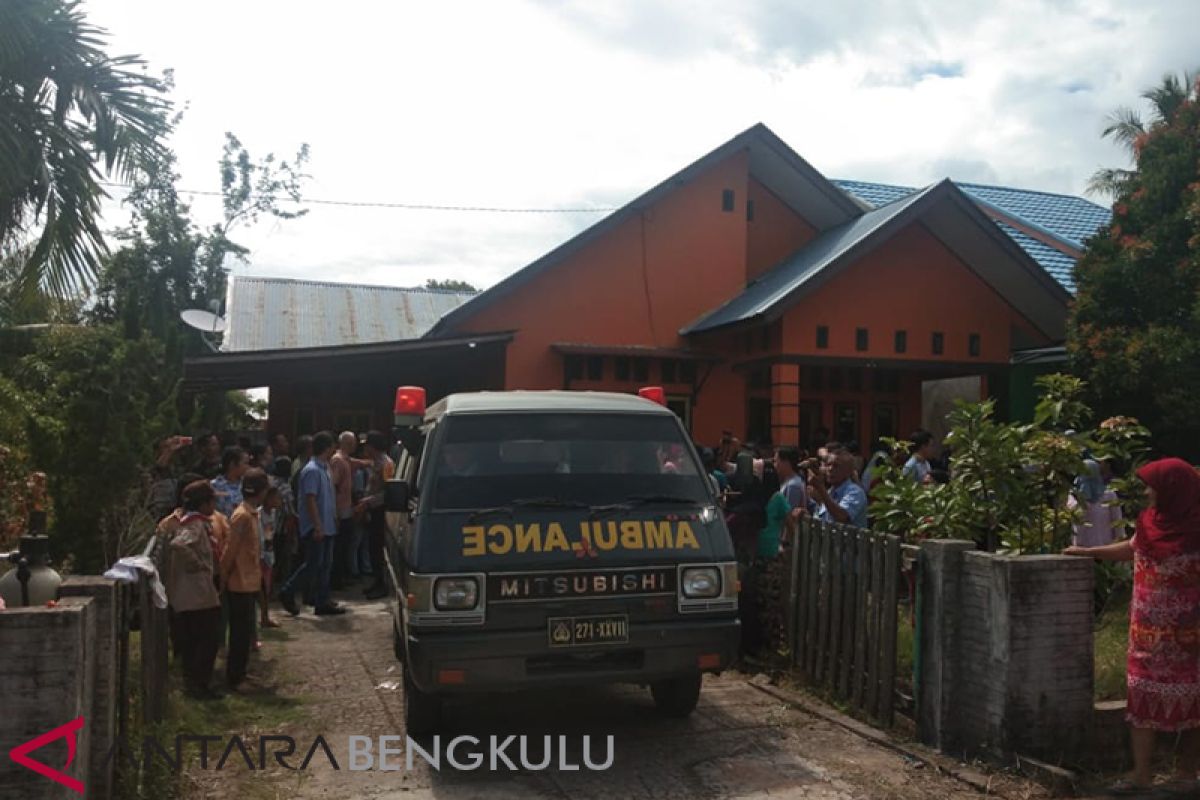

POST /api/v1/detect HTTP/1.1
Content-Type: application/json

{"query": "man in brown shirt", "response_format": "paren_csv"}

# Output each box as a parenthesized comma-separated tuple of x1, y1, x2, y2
(329, 431, 370, 590)
(221, 468, 269, 690)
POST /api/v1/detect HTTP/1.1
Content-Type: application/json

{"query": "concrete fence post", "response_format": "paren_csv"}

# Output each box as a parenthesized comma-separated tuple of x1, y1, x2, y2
(0, 597, 96, 800)
(916, 539, 975, 751)
(58, 576, 122, 799)
(923, 549, 1095, 762)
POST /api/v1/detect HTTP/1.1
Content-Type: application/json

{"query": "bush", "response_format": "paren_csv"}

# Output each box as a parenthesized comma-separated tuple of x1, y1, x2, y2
(17, 325, 175, 571)
(870, 374, 1150, 554)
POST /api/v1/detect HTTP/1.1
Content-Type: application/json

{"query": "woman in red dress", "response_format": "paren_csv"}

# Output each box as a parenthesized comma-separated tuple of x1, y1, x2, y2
(1066, 457, 1200, 794)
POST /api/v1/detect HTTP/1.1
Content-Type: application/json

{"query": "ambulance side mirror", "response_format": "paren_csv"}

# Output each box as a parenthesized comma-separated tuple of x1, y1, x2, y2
(384, 481, 411, 512)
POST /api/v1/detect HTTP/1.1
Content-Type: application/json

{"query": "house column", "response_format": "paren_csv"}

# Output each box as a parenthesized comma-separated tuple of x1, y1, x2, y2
(770, 363, 801, 448)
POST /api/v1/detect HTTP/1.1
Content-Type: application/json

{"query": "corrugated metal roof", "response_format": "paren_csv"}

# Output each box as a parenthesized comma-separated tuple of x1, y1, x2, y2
(221, 276, 477, 352)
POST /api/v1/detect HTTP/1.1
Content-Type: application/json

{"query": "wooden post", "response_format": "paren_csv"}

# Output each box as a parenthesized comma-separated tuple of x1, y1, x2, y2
(838, 527, 858, 699)
(867, 532, 885, 718)
(815, 524, 832, 682)
(785, 515, 803, 666)
(804, 519, 821, 678)
(879, 535, 901, 727)
(852, 529, 870, 709)
(792, 518, 810, 668)
(826, 524, 844, 689)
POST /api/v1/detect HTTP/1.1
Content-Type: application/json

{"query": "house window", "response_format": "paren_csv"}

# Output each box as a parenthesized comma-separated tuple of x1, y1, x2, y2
(632, 358, 649, 382)
(816, 325, 829, 349)
(760, 327, 770, 350)
(565, 355, 584, 381)
(855, 328, 869, 352)
(295, 407, 316, 438)
(969, 333, 981, 357)
(660, 359, 677, 383)
(748, 367, 770, 390)
(679, 361, 697, 384)
(828, 367, 843, 391)
(586, 356, 603, 380)
(848, 368, 862, 392)
(614, 357, 631, 381)
(746, 199, 755, 221)
(932, 332, 944, 355)
(721, 189, 735, 212)
(805, 366, 823, 391)
(894, 330, 907, 354)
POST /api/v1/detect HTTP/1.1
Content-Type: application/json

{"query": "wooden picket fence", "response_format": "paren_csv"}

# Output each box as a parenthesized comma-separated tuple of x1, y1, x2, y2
(783, 517, 904, 727)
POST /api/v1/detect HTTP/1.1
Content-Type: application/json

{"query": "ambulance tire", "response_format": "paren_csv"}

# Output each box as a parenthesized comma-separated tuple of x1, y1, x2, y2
(403, 666, 442, 737)
(650, 673, 702, 718)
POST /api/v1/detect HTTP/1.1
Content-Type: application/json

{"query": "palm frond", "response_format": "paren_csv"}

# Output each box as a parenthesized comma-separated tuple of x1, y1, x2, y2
(0, 0, 169, 298)
(1086, 167, 1136, 199)
(1100, 106, 1145, 153)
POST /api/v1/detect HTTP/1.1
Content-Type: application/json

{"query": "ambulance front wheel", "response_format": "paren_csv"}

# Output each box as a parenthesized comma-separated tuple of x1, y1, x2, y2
(650, 673, 702, 718)
(403, 666, 442, 737)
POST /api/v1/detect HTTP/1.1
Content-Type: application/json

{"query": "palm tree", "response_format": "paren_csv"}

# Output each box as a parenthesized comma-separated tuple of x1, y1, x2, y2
(0, 0, 168, 298)
(1087, 70, 1198, 197)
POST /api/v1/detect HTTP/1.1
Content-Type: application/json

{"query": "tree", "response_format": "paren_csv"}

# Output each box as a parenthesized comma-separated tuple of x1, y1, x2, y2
(425, 278, 478, 292)
(1070, 70, 1200, 459)
(0, 0, 169, 298)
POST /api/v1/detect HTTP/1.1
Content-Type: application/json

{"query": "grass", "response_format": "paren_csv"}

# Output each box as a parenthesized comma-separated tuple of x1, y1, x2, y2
(115, 626, 309, 800)
(1095, 596, 1130, 703)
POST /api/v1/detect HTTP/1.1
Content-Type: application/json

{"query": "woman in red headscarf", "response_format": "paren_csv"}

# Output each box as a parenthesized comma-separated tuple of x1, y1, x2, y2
(1066, 458, 1200, 794)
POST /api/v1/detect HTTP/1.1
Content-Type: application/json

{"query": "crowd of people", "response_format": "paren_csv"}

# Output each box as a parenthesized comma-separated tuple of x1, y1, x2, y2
(151, 429, 394, 699)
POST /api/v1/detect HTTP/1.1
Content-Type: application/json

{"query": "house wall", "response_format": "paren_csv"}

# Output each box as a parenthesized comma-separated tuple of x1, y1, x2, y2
(746, 178, 819, 282)
(764, 222, 1050, 449)
(779, 222, 1047, 362)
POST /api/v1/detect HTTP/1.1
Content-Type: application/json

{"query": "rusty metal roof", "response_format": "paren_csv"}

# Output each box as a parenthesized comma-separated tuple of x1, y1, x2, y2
(221, 275, 477, 352)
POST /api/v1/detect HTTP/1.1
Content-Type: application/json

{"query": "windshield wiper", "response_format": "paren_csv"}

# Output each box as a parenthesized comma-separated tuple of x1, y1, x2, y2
(590, 494, 701, 517)
(466, 497, 589, 522)
(623, 494, 701, 506)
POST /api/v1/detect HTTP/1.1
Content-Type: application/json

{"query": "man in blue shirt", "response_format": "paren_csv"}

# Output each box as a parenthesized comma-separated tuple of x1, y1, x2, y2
(902, 430, 935, 485)
(210, 447, 249, 519)
(280, 431, 345, 616)
(810, 449, 869, 529)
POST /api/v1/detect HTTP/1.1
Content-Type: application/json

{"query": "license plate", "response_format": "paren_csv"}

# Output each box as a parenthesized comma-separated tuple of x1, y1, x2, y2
(547, 614, 629, 647)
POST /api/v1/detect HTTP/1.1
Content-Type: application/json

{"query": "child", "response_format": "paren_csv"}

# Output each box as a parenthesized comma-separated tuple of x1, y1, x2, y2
(258, 486, 283, 637)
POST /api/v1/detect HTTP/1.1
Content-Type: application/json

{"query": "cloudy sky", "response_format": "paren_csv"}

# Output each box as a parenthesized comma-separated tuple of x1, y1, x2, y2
(84, 0, 1198, 292)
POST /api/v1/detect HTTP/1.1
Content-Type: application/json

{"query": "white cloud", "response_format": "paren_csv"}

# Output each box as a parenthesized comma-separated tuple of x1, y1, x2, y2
(81, 0, 1200, 292)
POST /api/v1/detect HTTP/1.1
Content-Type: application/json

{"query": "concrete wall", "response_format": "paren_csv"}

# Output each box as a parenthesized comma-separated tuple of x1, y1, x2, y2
(0, 597, 96, 799)
(918, 543, 1095, 762)
(58, 577, 123, 799)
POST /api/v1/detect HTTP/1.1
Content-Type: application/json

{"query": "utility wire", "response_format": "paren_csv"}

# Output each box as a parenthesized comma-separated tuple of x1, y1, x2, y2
(98, 181, 617, 214)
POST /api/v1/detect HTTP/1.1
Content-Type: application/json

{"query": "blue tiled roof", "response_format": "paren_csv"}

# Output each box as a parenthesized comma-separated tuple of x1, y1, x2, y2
(954, 182, 1111, 250)
(994, 221, 1077, 293)
(831, 178, 1110, 293)
(684, 186, 940, 334)
(832, 179, 916, 208)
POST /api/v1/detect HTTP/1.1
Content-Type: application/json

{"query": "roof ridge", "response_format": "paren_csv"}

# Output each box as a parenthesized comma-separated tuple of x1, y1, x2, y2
(233, 275, 477, 294)
(953, 180, 1110, 210)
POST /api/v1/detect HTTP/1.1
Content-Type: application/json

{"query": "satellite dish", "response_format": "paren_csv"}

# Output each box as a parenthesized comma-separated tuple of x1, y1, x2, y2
(180, 309, 226, 333)
(180, 308, 226, 353)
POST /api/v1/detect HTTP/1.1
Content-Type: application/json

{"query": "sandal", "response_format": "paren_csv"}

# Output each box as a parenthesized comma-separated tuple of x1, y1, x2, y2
(1103, 780, 1155, 797)
(263, 618, 282, 628)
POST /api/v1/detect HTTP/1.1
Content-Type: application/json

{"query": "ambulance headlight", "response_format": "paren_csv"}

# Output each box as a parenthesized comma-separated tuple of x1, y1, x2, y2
(434, 577, 479, 610)
(681, 567, 721, 599)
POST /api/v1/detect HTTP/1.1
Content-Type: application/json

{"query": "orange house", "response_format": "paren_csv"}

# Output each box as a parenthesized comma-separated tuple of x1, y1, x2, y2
(427, 124, 1073, 450)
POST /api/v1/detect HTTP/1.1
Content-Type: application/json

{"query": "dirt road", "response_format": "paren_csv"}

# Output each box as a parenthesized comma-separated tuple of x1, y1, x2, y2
(184, 593, 1049, 800)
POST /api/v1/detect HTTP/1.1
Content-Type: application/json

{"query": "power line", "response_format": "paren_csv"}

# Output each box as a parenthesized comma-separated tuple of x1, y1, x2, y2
(98, 181, 617, 214)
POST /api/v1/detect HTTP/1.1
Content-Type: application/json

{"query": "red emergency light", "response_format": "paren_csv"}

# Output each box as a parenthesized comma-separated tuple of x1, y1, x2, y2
(638, 386, 666, 406)
(394, 385, 426, 426)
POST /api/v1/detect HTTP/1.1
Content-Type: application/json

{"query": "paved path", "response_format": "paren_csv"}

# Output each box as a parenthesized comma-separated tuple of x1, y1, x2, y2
(185, 592, 1049, 800)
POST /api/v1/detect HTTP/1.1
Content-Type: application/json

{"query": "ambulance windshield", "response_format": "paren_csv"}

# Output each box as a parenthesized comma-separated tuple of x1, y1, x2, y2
(430, 413, 709, 510)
